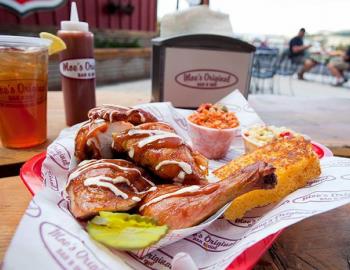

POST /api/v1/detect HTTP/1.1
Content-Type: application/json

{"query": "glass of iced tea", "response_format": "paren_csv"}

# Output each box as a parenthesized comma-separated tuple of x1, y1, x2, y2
(0, 36, 50, 148)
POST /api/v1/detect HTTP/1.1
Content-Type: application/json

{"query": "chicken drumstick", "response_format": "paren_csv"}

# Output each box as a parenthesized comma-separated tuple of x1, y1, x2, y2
(140, 161, 277, 229)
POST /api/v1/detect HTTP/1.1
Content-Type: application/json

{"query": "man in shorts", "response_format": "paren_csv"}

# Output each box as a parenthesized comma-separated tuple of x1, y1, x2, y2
(327, 46, 350, 86)
(289, 28, 316, 80)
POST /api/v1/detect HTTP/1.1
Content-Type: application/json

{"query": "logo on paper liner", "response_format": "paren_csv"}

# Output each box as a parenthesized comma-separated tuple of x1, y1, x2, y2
(228, 216, 261, 228)
(171, 110, 188, 131)
(185, 230, 237, 252)
(39, 222, 108, 270)
(128, 250, 172, 269)
(243, 104, 255, 113)
(47, 142, 71, 170)
(175, 69, 238, 90)
(305, 175, 336, 187)
(341, 174, 350, 180)
(42, 168, 59, 191)
(25, 199, 42, 218)
(321, 159, 350, 168)
(293, 190, 350, 203)
(57, 199, 71, 216)
(246, 209, 319, 235)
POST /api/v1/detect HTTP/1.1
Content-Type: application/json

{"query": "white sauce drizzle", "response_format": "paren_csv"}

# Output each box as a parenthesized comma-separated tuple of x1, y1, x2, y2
(128, 129, 175, 136)
(155, 160, 192, 174)
(85, 175, 130, 185)
(86, 119, 107, 138)
(109, 112, 114, 123)
(78, 159, 94, 167)
(70, 160, 135, 180)
(126, 108, 146, 123)
(177, 171, 186, 180)
(125, 108, 137, 115)
(93, 119, 106, 124)
(127, 129, 182, 148)
(207, 171, 220, 183)
(139, 185, 201, 211)
(82, 172, 156, 200)
(69, 160, 155, 187)
(68, 159, 157, 200)
(86, 137, 100, 152)
(128, 147, 135, 158)
(138, 134, 181, 148)
(136, 186, 157, 194)
(101, 104, 146, 123)
(84, 176, 129, 199)
(139, 113, 146, 122)
(103, 104, 130, 110)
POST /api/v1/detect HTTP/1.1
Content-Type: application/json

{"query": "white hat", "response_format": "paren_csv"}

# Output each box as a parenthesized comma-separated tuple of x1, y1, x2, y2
(160, 5, 233, 38)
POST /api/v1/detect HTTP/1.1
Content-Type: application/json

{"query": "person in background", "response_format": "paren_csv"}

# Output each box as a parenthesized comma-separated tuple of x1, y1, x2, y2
(289, 28, 317, 80)
(259, 39, 269, 49)
(327, 46, 350, 86)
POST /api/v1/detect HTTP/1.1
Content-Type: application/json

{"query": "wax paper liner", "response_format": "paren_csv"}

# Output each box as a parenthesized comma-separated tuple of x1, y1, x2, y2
(4, 90, 350, 270)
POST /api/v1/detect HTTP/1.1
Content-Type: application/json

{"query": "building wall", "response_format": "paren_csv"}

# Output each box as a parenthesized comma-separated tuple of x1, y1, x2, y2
(0, 0, 157, 32)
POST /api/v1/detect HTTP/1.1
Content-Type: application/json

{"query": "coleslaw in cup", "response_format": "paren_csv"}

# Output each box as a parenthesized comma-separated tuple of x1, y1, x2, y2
(186, 103, 240, 159)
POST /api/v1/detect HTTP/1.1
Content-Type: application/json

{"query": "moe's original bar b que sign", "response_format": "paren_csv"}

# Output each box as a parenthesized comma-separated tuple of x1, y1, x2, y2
(152, 34, 255, 108)
(175, 69, 238, 90)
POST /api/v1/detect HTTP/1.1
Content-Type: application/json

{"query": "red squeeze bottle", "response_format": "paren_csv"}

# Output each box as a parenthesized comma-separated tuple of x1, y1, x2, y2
(58, 2, 96, 126)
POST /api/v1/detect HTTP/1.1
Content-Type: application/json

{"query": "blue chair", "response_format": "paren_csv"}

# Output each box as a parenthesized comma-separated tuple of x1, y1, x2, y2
(275, 49, 299, 95)
(342, 70, 350, 87)
(250, 48, 279, 94)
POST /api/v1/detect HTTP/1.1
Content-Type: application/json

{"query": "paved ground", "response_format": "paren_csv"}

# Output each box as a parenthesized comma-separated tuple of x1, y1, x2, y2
(97, 79, 152, 104)
(270, 75, 350, 98)
(97, 76, 350, 100)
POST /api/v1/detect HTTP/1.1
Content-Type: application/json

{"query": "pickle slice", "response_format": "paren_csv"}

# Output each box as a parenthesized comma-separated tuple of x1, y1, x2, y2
(87, 212, 168, 250)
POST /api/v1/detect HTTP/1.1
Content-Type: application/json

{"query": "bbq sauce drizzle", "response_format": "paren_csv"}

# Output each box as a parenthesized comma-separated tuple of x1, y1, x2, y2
(78, 119, 109, 157)
(75, 118, 208, 205)
(114, 124, 195, 182)
(79, 105, 157, 159)
(88, 104, 155, 124)
(78, 118, 134, 160)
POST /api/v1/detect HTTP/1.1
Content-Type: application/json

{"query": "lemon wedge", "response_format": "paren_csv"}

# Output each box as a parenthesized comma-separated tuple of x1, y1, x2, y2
(39, 32, 66, 55)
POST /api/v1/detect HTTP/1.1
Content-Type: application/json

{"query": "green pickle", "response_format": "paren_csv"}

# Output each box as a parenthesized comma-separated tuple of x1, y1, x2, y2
(87, 211, 168, 250)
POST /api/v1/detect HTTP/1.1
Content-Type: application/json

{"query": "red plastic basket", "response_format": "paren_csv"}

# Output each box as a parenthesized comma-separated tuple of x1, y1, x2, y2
(19, 142, 331, 269)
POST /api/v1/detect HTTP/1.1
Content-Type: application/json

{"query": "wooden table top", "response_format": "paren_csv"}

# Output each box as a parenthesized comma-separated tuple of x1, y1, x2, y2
(1, 90, 350, 269)
(0, 177, 31, 261)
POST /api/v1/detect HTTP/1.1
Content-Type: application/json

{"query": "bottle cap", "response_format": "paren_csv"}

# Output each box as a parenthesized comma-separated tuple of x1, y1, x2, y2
(60, 2, 89, 32)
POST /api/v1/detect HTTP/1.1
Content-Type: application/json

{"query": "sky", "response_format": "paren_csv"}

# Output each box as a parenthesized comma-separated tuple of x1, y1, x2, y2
(157, 0, 350, 37)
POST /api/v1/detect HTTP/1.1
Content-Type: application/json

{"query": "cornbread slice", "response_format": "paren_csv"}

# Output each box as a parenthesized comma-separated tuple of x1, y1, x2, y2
(213, 137, 321, 220)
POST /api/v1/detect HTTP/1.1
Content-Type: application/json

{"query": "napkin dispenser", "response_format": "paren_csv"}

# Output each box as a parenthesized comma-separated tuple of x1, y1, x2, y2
(152, 34, 256, 108)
